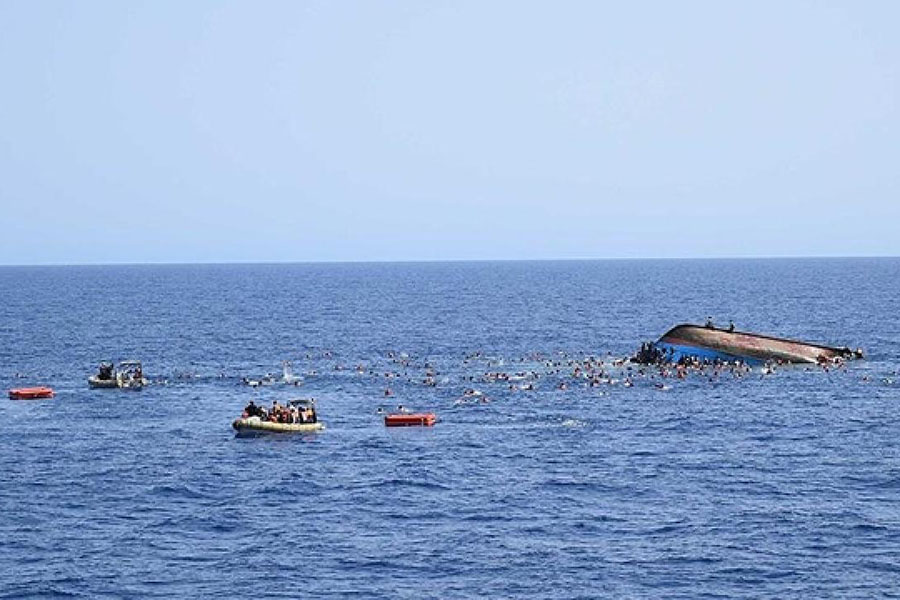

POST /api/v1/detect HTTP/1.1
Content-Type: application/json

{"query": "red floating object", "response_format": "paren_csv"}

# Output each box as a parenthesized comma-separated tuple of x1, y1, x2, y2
(384, 412, 437, 427)
(9, 387, 55, 400)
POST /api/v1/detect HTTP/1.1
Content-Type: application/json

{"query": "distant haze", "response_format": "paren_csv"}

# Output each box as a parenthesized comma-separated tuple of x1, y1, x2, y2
(1, 1, 897, 265)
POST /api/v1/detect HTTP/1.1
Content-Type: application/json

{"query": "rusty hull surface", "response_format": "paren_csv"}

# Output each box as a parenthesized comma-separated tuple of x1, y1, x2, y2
(658, 324, 859, 364)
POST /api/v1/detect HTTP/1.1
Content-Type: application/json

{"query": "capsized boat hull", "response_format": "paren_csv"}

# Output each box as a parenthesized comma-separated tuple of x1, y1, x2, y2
(654, 324, 861, 365)
(232, 416, 324, 435)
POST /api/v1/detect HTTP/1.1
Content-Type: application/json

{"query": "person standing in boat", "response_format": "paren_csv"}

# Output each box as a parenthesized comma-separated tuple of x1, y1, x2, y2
(728, 320, 735, 332)
(705, 316, 714, 329)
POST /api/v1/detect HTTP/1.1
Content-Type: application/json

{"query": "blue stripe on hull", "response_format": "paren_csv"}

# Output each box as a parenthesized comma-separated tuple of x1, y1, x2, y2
(653, 342, 762, 365)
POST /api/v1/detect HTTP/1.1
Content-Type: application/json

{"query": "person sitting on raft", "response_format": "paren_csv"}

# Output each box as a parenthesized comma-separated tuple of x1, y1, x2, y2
(98, 363, 114, 381)
(270, 401, 290, 423)
(243, 400, 263, 418)
(297, 404, 317, 423)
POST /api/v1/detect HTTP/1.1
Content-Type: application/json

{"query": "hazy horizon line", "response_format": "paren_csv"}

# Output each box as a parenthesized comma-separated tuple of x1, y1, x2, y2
(1, 254, 897, 268)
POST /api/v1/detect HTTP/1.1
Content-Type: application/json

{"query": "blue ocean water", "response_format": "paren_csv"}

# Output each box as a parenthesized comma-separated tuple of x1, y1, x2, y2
(1, 258, 899, 598)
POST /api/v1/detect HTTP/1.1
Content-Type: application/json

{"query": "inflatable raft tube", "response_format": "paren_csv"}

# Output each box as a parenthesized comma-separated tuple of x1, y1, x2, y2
(232, 416, 325, 435)
(9, 387, 55, 400)
(88, 377, 119, 389)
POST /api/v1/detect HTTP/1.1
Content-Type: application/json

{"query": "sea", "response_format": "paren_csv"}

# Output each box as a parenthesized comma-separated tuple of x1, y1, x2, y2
(1, 258, 898, 599)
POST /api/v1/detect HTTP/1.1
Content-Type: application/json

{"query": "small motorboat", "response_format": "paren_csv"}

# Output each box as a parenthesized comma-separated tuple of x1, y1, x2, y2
(9, 387, 55, 400)
(384, 412, 437, 427)
(88, 360, 147, 389)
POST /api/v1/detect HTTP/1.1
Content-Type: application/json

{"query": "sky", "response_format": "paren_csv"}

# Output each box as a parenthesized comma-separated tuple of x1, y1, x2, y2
(0, 1, 897, 265)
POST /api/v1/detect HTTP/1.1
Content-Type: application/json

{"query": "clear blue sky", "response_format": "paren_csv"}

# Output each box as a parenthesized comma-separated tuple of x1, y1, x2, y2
(1, 1, 897, 265)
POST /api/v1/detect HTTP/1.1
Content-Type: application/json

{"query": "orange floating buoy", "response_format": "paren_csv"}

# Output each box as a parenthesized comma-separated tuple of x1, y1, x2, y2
(9, 387, 55, 400)
(384, 412, 437, 427)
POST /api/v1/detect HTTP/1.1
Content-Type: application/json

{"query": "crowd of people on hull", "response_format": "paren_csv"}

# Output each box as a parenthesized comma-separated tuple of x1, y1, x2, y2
(242, 400, 317, 424)
(633, 343, 674, 365)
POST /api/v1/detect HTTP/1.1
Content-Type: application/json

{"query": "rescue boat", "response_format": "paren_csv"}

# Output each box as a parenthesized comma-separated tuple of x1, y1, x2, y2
(384, 413, 437, 427)
(88, 360, 147, 389)
(8, 387, 55, 400)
